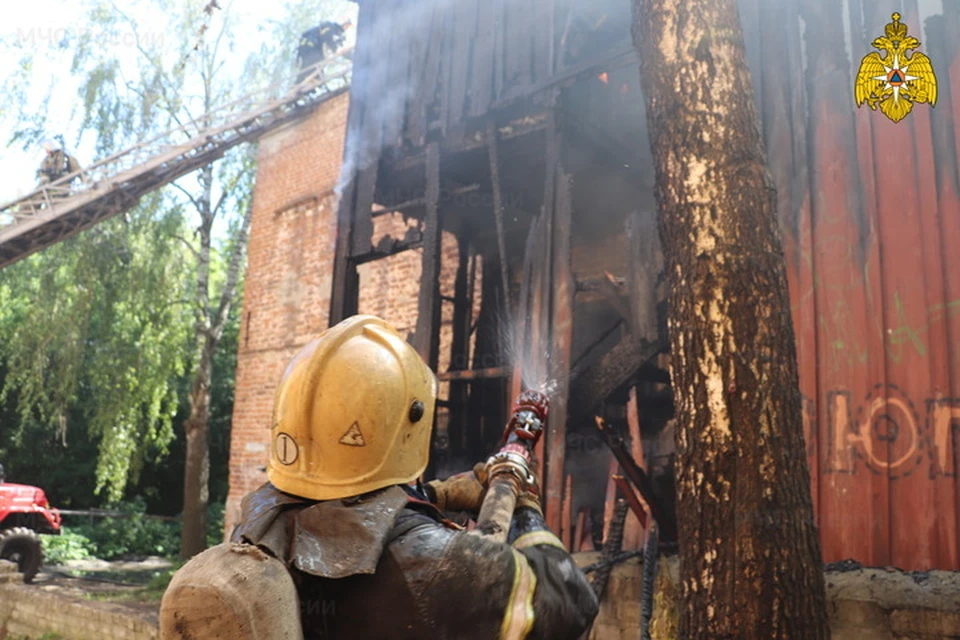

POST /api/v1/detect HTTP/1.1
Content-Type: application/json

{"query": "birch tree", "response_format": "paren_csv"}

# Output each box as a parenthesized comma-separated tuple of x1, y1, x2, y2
(630, 0, 829, 636)
(2, 0, 347, 557)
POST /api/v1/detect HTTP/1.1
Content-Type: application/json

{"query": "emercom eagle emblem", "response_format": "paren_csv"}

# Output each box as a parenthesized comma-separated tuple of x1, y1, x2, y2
(854, 12, 938, 123)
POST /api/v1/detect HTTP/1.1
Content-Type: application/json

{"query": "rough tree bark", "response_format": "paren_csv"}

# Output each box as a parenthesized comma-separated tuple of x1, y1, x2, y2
(631, 0, 828, 637)
(180, 161, 252, 560)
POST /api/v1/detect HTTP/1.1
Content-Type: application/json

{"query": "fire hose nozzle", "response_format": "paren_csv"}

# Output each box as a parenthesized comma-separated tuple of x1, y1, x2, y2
(472, 389, 550, 542)
(483, 389, 550, 493)
(501, 389, 550, 447)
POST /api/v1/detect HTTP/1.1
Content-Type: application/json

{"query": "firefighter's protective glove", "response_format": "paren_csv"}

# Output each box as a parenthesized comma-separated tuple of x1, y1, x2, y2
(426, 462, 489, 512)
(515, 457, 542, 516)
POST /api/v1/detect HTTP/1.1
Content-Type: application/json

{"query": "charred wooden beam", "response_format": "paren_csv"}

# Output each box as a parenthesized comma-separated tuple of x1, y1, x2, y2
(569, 333, 661, 419)
(623, 386, 647, 549)
(542, 103, 562, 532)
(447, 234, 474, 456)
(373, 184, 480, 216)
(413, 141, 442, 368)
(328, 0, 378, 325)
(595, 417, 677, 544)
(438, 366, 508, 382)
(351, 239, 423, 265)
(613, 475, 648, 529)
(625, 211, 663, 343)
(592, 499, 629, 600)
(546, 168, 574, 536)
(491, 46, 639, 111)
(329, 173, 362, 324)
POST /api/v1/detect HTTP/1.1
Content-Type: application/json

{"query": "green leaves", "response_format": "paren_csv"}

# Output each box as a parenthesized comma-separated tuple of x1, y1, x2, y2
(0, 201, 191, 501)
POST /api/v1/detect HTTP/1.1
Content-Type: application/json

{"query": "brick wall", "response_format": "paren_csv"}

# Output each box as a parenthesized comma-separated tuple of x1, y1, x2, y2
(0, 562, 157, 640)
(226, 93, 467, 533)
(226, 93, 349, 533)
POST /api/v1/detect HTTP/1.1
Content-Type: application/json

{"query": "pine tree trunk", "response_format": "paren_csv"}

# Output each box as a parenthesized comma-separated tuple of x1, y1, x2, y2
(631, 0, 829, 637)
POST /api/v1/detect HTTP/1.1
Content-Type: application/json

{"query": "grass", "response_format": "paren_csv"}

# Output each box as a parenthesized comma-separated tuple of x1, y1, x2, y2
(80, 564, 180, 605)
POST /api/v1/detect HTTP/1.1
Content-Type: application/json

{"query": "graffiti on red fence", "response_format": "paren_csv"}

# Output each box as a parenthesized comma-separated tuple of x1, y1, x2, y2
(802, 384, 959, 479)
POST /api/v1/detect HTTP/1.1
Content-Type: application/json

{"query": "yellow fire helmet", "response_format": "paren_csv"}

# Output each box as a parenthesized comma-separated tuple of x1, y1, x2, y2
(267, 315, 438, 500)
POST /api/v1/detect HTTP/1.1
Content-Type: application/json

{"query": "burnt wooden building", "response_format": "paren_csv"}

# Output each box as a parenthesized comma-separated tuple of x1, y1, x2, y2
(329, 0, 667, 547)
(326, 0, 960, 569)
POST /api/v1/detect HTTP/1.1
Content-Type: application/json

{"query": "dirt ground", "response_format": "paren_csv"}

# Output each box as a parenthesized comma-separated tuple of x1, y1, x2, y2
(29, 556, 173, 617)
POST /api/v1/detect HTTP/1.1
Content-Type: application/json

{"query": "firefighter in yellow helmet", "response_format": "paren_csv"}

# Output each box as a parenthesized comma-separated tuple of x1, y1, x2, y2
(224, 315, 597, 639)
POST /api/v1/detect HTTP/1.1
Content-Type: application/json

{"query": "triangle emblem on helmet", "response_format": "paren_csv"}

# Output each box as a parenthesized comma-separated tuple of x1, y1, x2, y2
(339, 422, 366, 447)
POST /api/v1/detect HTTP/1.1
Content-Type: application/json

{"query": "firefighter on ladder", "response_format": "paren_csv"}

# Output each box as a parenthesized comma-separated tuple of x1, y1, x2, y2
(160, 315, 599, 640)
(36, 139, 83, 187)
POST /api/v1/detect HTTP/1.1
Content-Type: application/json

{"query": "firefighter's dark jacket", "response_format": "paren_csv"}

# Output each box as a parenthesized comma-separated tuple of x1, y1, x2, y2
(232, 482, 599, 639)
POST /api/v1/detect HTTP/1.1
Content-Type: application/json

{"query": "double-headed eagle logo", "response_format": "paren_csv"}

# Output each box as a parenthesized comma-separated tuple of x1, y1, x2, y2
(854, 12, 938, 123)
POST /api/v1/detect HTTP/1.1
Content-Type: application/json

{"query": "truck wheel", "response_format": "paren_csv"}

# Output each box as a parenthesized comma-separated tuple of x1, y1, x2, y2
(0, 527, 43, 583)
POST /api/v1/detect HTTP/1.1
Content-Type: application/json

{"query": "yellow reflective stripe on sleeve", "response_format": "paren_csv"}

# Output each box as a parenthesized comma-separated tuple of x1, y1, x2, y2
(499, 548, 538, 640)
(511, 530, 567, 552)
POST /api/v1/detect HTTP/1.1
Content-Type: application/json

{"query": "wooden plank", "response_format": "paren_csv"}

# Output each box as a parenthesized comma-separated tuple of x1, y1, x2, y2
(900, 0, 957, 569)
(613, 476, 648, 534)
(501, 0, 532, 97)
(438, 1, 456, 137)
(404, 2, 437, 148)
(329, 177, 359, 325)
(335, 0, 378, 272)
(601, 454, 618, 544)
(623, 386, 647, 549)
(574, 507, 587, 552)
(382, 11, 411, 151)
(413, 142, 442, 367)
(863, 0, 934, 571)
(545, 166, 573, 535)
(528, 217, 547, 492)
(928, 5, 960, 570)
(569, 334, 661, 420)
(531, 0, 551, 83)
(446, 0, 474, 132)
(349, 162, 378, 257)
(418, 2, 446, 145)
(802, 0, 889, 566)
(447, 235, 473, 459)
(539, 108, 558, 529)
(486, 120, 512, 320)
(469, 0, 496, 118)
(625, 211, 661, 342)
(946, 1, 960, 188)
(493, 0, 505, 100)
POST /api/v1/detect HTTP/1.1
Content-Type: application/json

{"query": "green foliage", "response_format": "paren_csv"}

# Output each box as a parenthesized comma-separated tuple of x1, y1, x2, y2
(0, 0, 355, 524)
(206, 501, 226, 548)
(72, 498, 179, 560)
(40, 528, 96, 565)
(0, 198, 192, 501)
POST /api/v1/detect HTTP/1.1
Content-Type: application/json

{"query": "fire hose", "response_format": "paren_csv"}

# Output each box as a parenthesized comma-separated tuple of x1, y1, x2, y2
(470, 390, 549, 544)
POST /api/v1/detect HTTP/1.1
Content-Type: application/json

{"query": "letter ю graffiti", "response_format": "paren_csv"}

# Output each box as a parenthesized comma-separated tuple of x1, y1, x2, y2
(800, 384, 960, 479)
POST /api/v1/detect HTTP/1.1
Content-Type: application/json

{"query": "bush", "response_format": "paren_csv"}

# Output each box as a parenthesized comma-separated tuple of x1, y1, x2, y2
(73, 497, 179, 560)
(40, 528, 96, 565)
(206, 501, 225, 548)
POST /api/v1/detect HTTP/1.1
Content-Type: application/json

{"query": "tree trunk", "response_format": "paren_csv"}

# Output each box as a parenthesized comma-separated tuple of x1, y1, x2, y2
(631, 1, 829, 637)
(180, 335, 215, 559)
(179, 161, 252, 560)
